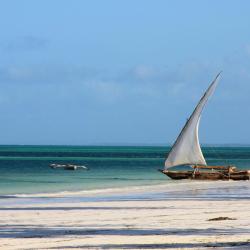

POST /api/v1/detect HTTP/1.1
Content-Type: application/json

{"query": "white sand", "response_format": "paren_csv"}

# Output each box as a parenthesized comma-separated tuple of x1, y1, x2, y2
(0, 182, 250, 249)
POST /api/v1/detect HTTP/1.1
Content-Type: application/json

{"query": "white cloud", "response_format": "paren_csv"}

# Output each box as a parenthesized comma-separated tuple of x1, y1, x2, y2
(132, 65, 156, 80)
(1, 50, 250, 109)
(83, 79, 123, 103)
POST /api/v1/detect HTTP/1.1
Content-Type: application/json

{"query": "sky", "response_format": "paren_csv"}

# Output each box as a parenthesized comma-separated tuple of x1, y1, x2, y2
(0, 0, 250, 145)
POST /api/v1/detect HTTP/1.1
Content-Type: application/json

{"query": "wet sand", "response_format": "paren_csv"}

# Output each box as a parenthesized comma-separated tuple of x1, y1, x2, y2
(0, 181, 250, 249)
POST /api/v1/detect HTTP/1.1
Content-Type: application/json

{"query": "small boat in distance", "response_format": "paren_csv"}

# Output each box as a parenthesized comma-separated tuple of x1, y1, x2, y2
(159, 73, 250, 181)
(50, 164, 89, 171)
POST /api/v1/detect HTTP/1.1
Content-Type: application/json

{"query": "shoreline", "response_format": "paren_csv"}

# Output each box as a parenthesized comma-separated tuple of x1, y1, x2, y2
(1, 179, 250, 201)
(1, 181, 249, 249)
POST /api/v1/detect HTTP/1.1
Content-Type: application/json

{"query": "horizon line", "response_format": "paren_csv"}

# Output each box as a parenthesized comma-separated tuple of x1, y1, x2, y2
(0, 143, 250, 147)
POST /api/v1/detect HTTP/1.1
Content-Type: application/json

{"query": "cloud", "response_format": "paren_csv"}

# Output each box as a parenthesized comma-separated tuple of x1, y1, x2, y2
(132, 65, 156, 80)
(0, 52, 250, 145)
(0, 62, 223, 110)
(82, 79, 124, 103)
(0, 65, 99, 85)
(1, 47, 250, 110)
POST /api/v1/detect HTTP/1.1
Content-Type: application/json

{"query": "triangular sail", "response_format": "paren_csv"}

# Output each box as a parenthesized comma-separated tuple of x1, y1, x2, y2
(164, 73, 221, 169)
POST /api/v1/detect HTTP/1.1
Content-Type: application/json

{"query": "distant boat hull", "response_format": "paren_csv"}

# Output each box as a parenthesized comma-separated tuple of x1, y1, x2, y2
(50, 164, 88, 171)
(160, 168, 250, 181)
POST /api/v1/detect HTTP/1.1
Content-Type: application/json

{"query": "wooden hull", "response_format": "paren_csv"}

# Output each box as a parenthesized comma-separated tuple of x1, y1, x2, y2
(160, 169, 250, 181)
(229, 171, 250, 180)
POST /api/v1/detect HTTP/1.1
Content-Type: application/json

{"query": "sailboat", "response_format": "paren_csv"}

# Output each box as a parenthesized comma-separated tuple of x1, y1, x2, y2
(160, 73, 250, 180)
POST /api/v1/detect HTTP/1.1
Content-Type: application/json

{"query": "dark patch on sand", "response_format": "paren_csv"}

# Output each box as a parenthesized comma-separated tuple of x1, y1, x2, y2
(208, 216, 236, 221)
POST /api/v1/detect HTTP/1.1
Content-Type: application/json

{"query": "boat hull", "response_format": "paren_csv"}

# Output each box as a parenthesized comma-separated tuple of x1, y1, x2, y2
(160, 169, 250, 181)
(229, 171, 250, 181)
(50, 164, 88, 171)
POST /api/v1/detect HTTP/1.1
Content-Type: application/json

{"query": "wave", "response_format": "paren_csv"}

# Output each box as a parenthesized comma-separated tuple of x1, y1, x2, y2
(0, 181, 188, 198)
(2, 180, 249, 199)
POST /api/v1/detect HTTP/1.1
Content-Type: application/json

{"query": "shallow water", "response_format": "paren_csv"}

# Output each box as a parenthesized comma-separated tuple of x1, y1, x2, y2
(0, 145, 249, 196)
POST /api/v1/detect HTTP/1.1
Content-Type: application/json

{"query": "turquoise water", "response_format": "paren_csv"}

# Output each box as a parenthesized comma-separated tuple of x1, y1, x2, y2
(0, 145, 250, 195)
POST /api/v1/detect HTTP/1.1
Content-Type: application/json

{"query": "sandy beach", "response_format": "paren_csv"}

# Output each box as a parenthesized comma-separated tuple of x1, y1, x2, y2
(0, 181, 250, 249)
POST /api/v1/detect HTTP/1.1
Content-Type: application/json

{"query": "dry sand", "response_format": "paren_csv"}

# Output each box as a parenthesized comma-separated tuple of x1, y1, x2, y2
(0, 182, 250, 249)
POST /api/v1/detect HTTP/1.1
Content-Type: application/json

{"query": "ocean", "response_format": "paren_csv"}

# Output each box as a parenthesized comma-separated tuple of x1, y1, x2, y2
(0, 145, 250, 196)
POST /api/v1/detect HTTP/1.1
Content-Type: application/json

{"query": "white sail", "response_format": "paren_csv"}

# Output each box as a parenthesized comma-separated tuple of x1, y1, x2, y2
(164, 73, 221, 169)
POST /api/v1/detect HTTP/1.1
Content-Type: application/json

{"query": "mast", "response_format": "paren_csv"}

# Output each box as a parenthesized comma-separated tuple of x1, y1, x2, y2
(164, 72, 221, 170)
